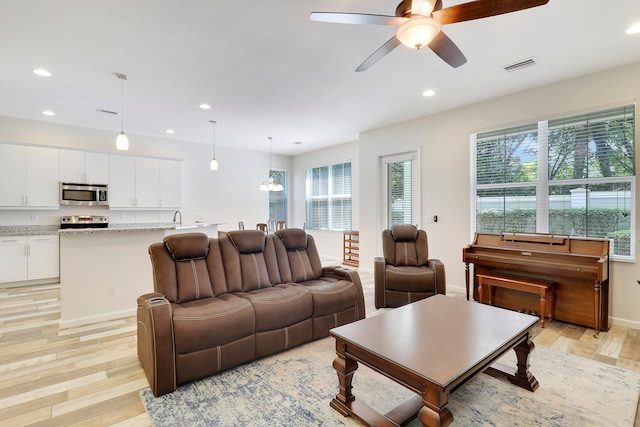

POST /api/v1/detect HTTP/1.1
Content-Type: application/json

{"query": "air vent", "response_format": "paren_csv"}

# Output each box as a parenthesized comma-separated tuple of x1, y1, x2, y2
(503, 57, 537, 72)
(96, 108, 118, 115)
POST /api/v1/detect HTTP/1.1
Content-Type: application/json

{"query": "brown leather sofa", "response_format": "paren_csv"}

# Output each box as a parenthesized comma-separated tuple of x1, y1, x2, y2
(137, 228, 365, 397)
(374, 224, 446, 308)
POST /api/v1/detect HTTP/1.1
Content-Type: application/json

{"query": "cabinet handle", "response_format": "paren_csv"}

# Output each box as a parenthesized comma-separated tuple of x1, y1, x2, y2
(2, 239, 19, 242)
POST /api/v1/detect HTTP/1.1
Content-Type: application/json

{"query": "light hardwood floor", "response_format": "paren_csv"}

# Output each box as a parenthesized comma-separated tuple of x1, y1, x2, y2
(1, 276, 639, 426)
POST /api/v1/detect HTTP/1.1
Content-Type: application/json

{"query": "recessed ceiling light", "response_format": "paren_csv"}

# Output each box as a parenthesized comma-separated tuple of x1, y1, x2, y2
(422, 89, 436, 97)
(33, 68, 52, 77)
(42, 110, 55, 116)
(626, 22, 640, 34)
(199, 103, 211, 110)
(165, 129, 175, 134)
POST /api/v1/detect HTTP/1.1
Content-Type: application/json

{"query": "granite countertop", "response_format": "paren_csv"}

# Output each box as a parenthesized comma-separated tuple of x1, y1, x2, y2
(0, 225, 60, 237)
(0, 223, 221, 236)
(58, 222, 221, 235)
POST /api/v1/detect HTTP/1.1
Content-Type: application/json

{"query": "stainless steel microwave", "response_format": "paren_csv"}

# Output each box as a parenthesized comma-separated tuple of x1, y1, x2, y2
(59, 182, 109, 206)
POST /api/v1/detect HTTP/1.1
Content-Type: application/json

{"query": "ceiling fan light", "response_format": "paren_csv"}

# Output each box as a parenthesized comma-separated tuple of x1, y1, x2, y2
(116, 131, 129, 151)
(396, 16, 441, 49)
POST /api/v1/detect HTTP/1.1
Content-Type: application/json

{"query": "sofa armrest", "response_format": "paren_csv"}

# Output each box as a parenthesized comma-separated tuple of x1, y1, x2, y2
(321, 266, 366, 320)
(137, 293, 176, 397)
(374, 257, 387, 309)
(427, 259, 446, 295)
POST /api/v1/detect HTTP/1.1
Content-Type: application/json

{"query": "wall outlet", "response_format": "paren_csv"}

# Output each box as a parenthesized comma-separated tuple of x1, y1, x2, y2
(108, 286, 117, 296)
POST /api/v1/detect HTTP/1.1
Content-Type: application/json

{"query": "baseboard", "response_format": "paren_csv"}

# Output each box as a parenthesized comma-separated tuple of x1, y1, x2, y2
(59, 308, 136, 330)
(611, 316, 640, 330)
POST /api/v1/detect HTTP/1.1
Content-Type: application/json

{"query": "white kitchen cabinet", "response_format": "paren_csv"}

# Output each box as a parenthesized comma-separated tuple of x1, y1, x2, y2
(135, 157, 160, 207)
(0, 144, 59, 208)
(108, 155, 136, 207)
(0, 235, 60, 284)
(27, 235, 60, 280)
(159, 159, 182, 208)
(60, 149, 109, 184)
(0, 145, 26, 207)
(109, 154, 182, 209)
(0, 237, 28, 282)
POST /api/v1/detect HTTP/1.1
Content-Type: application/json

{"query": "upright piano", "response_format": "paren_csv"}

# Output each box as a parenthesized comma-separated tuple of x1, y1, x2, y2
(463, 232, 610, 335)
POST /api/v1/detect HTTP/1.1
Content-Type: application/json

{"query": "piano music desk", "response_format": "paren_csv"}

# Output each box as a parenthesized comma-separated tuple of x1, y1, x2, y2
(477, 274, 555, 328)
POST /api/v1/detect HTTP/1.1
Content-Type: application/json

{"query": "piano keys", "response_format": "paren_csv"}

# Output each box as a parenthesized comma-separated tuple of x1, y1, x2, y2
(463, 232, 610, 336)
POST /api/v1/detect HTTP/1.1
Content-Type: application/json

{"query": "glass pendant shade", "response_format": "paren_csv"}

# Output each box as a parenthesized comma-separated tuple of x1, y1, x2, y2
(259, 137, 283, 192)
(396, 16, 441, 49)
(115, 73, 129, 151)
(209, 120, 218, 171)
(116, 131, 129, 151)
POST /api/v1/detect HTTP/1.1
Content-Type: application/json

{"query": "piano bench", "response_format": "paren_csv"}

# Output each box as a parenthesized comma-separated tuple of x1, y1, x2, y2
(477, 274, 555, 328)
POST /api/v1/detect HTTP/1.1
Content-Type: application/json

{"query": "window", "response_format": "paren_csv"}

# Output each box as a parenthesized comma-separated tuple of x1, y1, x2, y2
(383, 156, 414, 228)
(472, 104, 635, 258)
(268, 169, 287, 224)
(305, 162, 352, 230)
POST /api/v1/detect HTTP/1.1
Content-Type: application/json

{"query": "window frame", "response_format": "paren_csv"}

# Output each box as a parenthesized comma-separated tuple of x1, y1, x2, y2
(305, 161, 352, 231)
(471, 103, 635, 260)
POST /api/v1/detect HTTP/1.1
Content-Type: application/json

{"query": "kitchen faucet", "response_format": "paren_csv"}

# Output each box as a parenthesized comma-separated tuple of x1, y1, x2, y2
(172, 210, 182, 226)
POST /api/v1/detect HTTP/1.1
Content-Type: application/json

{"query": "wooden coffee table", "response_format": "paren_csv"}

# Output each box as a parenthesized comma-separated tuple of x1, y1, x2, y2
(329, 294, 539, 427)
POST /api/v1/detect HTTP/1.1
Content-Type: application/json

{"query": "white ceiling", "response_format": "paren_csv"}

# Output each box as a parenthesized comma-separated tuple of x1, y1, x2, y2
(1, 0, 639, 155)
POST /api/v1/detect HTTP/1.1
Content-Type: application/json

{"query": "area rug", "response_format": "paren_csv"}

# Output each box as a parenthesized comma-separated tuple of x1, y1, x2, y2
(141, 337, 640, 426)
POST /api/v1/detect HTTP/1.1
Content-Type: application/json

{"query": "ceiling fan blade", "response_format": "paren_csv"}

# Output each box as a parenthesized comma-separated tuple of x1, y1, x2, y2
(356, 36, 402, 72)
(433, 0, 549, 25)
(428, 31, 467, 68)
(310, 12, 407, 26)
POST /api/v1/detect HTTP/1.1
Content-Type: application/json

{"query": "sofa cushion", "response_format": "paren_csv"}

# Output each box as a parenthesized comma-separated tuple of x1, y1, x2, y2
(172, 293, 255, 355)
(237, 284, 312, 332)
(385, 265, 435, 291)
(164, 232, 209, 261)
(228, 230, 266, 254)
(174, 258, 214, 302)
(390, 224, 418, 242)
(276, 228, 307, 250)
(274, 229, 323, 282)
(297, 278, 360, 317)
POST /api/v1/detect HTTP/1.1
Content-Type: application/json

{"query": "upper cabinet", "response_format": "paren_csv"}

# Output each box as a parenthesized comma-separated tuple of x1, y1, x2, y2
(0, 144, 59, 209)
(59, 149, 109, 184)
(109, 155, 181, 209)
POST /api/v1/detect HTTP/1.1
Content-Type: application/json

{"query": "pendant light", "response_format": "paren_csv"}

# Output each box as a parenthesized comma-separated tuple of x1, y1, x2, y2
(115, 73, 129, 151)
(259, 137, 283, 192)
(209, 120, 218, 171)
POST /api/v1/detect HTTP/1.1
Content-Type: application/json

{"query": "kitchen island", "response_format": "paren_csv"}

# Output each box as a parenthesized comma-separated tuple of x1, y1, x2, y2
(58, 222, 221, 328)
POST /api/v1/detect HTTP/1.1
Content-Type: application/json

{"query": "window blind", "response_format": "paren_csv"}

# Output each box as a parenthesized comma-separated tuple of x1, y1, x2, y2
(306, 162, 352, 230)
(472, 104, 635, 258)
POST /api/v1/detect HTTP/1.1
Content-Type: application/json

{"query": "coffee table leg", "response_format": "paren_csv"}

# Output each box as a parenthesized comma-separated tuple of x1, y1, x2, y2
(417, 390, 453, 427)
(330, 343, 358, 416)
(508, 337, 539, 392)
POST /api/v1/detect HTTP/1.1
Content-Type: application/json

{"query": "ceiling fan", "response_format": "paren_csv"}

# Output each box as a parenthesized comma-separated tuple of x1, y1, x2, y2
(310, 0, 550, 71)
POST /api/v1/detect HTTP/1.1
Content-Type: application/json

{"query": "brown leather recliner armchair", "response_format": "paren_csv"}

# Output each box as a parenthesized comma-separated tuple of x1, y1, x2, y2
(374, 224, 446, 308)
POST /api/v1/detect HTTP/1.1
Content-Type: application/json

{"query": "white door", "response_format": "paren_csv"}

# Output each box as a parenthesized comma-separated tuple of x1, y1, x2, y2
(380, 151, 420, 229)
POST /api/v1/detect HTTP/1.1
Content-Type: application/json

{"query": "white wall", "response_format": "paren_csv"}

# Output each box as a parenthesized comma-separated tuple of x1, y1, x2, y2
(0, 116, 290, 231)
(353, 61, 640, 329)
